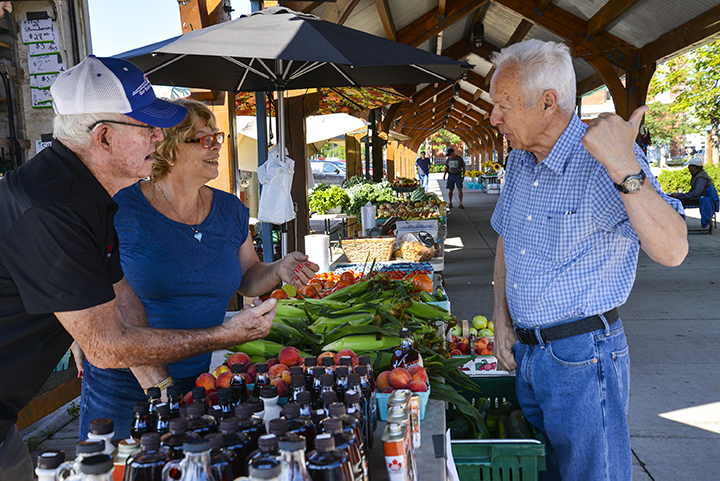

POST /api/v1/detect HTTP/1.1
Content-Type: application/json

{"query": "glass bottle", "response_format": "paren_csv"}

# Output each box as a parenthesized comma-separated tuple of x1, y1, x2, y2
(114, 439, 140, 481)
(311, 367, 325, 409)
(333, 367, 348, 404)
(216, 388, 234, 420)
(328, 403, 367, 479)
(320, 418, 364, 481)
(303, 357, 317, 392)
(230, 363, 249, 406)
(289, 374, 307, 403)
(206, 433, 236, 481)
(260, 386, 282, 432)
(131, 402, 151, 439)
(253, 363, 271, 398)
(35, 450, 65, 481)
(289, 366, 304, 378)
(147, 387, 162, 429)
(337, 356, 353, 372)
(295, 391, 313, 418)
(235, 403, 267, 452)
(77, 454, 115, 481)
(185, 402, 218, 437)
(88, 418, 116, 456)
(390, 328, 422, 369)
(167, 385, 184, 420)
(321, 357, 334, 376)
(160, 418, 200, 460)
(281, 403, 315, 452)
(218, 418, 250, 478)
(155, 403, 171, 436)
(320, 391, 338, 418)
(161, 438, 215, 481)
(123, 432, 172, 481)
(268, 418, 288, 438)
(247, 434, 281, 466)
(310, 409, 327, 429)
(278, 434, 312, 481)
(344, 391, 370, 451)
(305, 433, 353, 481)
(248, 398, 265, 420)
(192, 387, 209, 414)
(247, 461, 282, 481)
(353, 365, 376, 438)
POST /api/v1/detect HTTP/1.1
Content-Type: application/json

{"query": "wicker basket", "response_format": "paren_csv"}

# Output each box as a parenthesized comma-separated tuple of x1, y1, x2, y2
(341, 236, 395, 263)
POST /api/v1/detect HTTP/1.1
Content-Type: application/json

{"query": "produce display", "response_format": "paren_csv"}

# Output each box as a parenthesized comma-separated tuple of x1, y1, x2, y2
(449, 315, 495, 356)
(308, 184, 350, 214)
(448, 398, 535, 440)
(392, 177, 420, 189)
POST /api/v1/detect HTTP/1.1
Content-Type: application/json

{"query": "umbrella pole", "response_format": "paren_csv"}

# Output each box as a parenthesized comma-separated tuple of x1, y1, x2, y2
(277, 86, 289, 258)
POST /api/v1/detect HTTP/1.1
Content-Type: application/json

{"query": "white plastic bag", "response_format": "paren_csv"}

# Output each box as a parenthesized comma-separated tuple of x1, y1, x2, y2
(257, 144, 296, 224)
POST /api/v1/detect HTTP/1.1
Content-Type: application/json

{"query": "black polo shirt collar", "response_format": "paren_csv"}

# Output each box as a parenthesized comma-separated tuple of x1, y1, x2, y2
(50, 139, 116, 210)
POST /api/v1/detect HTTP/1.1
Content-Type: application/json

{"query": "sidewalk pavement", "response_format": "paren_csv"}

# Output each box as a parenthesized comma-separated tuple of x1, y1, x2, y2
(27, 172, 720, 481)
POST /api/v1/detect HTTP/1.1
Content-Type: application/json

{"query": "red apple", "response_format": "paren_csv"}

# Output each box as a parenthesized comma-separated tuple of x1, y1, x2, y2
(266, 358, 279, 369)
(246, 364, 257, 381)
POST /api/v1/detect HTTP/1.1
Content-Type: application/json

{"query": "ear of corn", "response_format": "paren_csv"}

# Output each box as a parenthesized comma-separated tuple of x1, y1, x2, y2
(229, 339, 310, 358)
(322, 325, 400, 345)
(405, 300, 455, 322)
(322, 334, 400, 353)
(309, 313, 375, 334)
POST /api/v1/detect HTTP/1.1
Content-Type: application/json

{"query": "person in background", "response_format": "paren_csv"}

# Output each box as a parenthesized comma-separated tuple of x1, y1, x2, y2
(416, 150, 430, 191)
(443, 148, 466, 208)
(77, 98, 318, 440)
(668, 156, 714, 207)
(0, 56, 280, 481)
(489, 39, 687, 480)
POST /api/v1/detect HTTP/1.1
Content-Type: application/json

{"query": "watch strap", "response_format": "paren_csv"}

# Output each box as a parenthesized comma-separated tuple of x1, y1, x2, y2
(614, 170, 646, 194)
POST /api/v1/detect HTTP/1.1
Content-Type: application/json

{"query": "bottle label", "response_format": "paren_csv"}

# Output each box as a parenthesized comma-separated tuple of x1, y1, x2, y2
(384, 455, 412, 481)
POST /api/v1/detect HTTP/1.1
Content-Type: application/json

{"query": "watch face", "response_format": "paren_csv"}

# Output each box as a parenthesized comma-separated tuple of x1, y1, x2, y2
(624, 177, 643, 193)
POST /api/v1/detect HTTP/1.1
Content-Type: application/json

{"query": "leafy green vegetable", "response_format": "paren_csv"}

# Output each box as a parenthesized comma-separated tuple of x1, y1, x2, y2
(344, 178, 399, 216)
(308, 184, 350, 214)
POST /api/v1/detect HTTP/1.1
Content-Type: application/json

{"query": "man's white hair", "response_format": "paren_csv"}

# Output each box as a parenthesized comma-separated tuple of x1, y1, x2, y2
(491, 39, 576, 113)
(53, 112, 129, 149)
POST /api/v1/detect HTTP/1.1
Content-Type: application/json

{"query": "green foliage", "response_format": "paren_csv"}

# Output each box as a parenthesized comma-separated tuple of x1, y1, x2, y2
(344, 178, 399, 216)
(318, 142, 345, 159)
(429, 129, 461, 147)
(429, 164, 445, 173)
(657, 164, 720, 193)
(308, 184, 350, 214)
(645, 101, 700, 147)
(66, 401, 80, 419)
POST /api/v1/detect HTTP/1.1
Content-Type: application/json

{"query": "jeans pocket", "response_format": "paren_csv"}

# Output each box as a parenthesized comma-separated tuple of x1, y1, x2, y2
(612, 345, 630, 414)
(546, 334, 598, 367)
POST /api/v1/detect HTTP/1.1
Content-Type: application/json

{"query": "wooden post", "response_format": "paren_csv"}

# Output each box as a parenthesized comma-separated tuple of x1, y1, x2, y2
(346, 135, 362, 179)
(386, 141, 396, 182)
(372, 131, 385, 182)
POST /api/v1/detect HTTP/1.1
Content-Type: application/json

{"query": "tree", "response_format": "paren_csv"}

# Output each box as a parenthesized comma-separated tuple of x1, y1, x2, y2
(318, 142, 345, 159)
(644, 101, 700, 149)
(650, 40, 720, 164)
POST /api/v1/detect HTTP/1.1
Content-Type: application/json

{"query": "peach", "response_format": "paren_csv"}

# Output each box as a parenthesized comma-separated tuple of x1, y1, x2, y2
(407, 380, 428, 393)
(216, 371, 232, 389)
(450, 349, 463, 356)
(246, 364, 257, 381)
(317, 351, 336, 365)
(266, 358, 279, 369)
(196, 372, 216, 391)
(381, 386, 394, 394)
(279, 370, 292, 384)
(407, 365, 428, 383)
(183, 391, 194, 405)
(206, 388, 218, 406)
(268, 364, 290, 378)
(456, 342, 468, 355)
(478, 348, 492, 356)
(213, 365, 231, 378)
(335, 349, 358, 367)
(240, 372, 253, 385)
(388, 368, 412, 390)
(376, 371, 391, 391)
(228, 352, 252, 371)
(278, 347, 302, 367)
(270, 378, 289, 398)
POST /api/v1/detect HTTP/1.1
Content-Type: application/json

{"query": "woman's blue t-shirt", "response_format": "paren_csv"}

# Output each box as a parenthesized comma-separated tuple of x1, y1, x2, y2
(113, 182, 249, 378)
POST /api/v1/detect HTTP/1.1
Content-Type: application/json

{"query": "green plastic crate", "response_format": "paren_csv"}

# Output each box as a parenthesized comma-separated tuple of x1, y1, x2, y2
(448, 376, 546, 481)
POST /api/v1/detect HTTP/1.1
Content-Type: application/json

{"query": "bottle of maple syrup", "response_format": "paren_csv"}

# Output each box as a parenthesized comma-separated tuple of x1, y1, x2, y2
(390, 328, 422, 369)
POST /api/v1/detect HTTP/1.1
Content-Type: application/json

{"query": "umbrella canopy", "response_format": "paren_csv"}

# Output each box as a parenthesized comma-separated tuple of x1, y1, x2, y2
(115, 6, 471, 92)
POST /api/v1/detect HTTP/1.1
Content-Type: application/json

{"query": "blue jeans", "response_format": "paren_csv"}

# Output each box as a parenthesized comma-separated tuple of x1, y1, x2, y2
(80, 359, 198, 440)
(418, 172, 428, 190)
(513, 317, 631, 481)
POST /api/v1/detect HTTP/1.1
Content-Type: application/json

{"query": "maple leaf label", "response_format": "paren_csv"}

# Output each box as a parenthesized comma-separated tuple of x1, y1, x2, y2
(385, 455, 410, 480)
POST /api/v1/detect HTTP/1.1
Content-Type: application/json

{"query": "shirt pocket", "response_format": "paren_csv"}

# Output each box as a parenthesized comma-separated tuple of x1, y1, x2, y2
(535, 208, 592, 263)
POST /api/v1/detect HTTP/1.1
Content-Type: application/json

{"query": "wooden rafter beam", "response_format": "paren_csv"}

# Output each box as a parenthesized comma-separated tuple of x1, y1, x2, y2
(535, 0, 552, 12)
(587, 0, 641, 39)
(586, 55, 627, 117)
(438, 0, 447, 18)
(397, 0, 487, 48)
(396, 85, 453, 124)
(640, 4, 720, 65)
(492, 0, 638, 70)
(507, 18, 534, 46)
(458, 86, 493, 114)
(320, 0, 361, 25)
(285, 2, 322, 13)
(374, 0, 397, 41)
(576, 64, 621, 97)
(380, 103, 402, 133)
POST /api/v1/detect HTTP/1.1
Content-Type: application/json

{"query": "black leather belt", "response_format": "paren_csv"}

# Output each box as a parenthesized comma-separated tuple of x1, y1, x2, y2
(514, 308, 620, 345)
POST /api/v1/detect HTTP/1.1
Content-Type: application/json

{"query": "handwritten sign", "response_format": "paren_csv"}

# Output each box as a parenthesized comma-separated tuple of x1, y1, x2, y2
(28, 42, 60, 57)
(30, 72, 60, 89)
(31, 88, 53, 108)
(21, 19, 56, 44)
(28, 53, 60, 75)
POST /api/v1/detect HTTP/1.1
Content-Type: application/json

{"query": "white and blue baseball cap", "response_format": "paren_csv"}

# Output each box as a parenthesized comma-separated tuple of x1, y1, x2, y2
(50, 55, 187, 128)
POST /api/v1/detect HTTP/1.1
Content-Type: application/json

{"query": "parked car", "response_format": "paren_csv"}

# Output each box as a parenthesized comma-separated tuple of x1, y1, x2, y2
(310, 161, 346, 186)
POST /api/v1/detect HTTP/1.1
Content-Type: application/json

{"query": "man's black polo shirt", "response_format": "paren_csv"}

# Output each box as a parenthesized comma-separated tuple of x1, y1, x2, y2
(0, 140, 123, 443)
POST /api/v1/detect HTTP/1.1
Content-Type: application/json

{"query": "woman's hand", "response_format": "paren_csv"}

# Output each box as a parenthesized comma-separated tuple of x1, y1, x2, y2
(277, 252, 320, 289)
(70, 341, 85, 378)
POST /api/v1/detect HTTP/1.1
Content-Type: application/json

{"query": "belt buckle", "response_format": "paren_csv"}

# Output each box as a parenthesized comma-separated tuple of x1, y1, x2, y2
(514, 326, 539, 345)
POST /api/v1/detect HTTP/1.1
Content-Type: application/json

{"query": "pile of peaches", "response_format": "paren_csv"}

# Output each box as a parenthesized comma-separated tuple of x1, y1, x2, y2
(449, 336, 494, 357)
(376, 365, 429, 393)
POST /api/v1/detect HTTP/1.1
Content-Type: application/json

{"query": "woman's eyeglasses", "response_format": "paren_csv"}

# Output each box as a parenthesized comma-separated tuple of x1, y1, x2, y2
(185, 132, 225, 149)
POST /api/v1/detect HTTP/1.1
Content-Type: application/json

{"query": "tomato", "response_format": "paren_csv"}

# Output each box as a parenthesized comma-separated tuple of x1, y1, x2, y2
(411, 273, 433, 293)
(334, 280, 350, 290)
(269, 289, 288, 300)
(340, 271, 355, 283)
(298, 285, 319, 299)
(324, 280, 336, 290)
(309, 278, 324, 288)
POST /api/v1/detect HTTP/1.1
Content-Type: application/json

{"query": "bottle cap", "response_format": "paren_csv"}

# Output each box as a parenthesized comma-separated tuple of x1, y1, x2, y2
(168, 417, 188, 434)
(321, 356, 334, 367)
(220, 417, 239, 434)
(167, 384, 182, 398)
(400, 327, 411, 339)
(133, 402, 149, 415)
(206, 432, 224, 450)
(290, 366, 304, 376)
(256, 362, 269, 374)
(140, 433, 160, 451)
(320, 374, 335, 387)
(182, 438, 211, 453)
(296, 391, 311, 405)
(314, 433, 335, 452)
(248, 398, 264, 413)
(291, 374, 305, 387)
(209, 406, 224, 421)
(260, 385, 278, 399)
(36, 450, 65, 470)
(335, 366, 349, 377)
(347, 373, 361, 386)
(278, 432, 306, 452)
(231, 362, 245, 373)
(217, 388, 231, 401)
(323, 417, 343, 434)
(358, 355, 371, 365)
(79, 454, 113, 475)
(328, 402, 346, 418)
(268, 418, 287, 436)
(235, 403, 252, 420)
(282, 403, 300, 419)
(321, 391, 338, 405)
(186, 402, 204, 419)
(386, 405, 409, 424)
(345, 391, 361, 404)
(192, 386, 207, 399)
(146, 387, 161, 399)
(311, 409, 327, 425)
(156, 402, 170, 416)
(179, 405, 188, 418)
(304, 356, 317, 367)
(313, 366, 325, 378)
(339, 356, 352, 367)
(258, 434, 278, 452)
(249, 460, 282, 479)
(354, 365, 368, 376)
(89, 418, 114, 435)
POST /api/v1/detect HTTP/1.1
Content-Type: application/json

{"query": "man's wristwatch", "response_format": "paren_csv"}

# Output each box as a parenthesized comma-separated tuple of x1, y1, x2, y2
(614, 170, 646, 194)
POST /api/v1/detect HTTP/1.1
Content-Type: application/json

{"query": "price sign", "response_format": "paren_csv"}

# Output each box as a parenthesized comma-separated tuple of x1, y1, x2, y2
(28, 53, 60, 75)
(30, 72, 60, 89)
(31, 88, 53, 108)
(28, 42, 60, 57)
(21, 19, 56, 44)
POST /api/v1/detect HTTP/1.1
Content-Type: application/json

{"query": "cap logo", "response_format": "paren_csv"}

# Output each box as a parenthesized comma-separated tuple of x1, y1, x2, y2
(132, 76, 152, 97)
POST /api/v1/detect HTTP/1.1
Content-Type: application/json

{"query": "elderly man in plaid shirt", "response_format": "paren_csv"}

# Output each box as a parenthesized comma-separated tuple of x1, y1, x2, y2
(489, 40, 688, 481)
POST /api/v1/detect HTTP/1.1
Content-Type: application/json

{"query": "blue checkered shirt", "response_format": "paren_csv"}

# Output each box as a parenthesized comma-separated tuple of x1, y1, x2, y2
(491, 115, 684, 328)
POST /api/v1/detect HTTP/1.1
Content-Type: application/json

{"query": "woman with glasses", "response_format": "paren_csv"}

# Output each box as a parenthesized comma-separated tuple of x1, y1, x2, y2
(77, 99, 318, 439)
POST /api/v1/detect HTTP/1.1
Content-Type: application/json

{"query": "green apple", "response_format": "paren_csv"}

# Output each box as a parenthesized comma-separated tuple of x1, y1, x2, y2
(450, 325, 463, 338)
(468, 327, 478, 337)
(487, 321, 494, 333)
(478, 328, 494, 338)
(472, 315, 488, 330)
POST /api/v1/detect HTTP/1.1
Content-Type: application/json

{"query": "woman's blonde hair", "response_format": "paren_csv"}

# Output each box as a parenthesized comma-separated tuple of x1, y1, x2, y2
(151, 98, 218, 181)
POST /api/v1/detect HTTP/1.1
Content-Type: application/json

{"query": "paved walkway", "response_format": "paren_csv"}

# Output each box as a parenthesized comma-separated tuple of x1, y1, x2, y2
(27, 173, 720, 481)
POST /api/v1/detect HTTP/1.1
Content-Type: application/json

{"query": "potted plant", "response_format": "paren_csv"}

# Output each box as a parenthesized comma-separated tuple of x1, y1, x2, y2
(309, 184, 351, 214)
